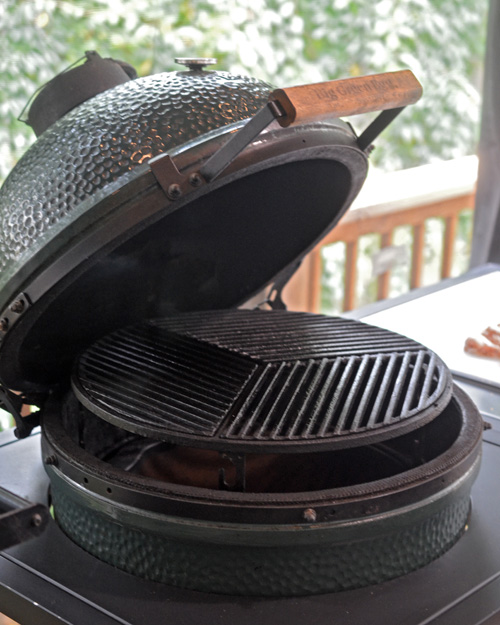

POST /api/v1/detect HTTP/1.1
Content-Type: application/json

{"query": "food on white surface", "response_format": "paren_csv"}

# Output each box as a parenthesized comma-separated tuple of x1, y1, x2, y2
(464, 336, 500, 360)
(482, 325, 500, 347)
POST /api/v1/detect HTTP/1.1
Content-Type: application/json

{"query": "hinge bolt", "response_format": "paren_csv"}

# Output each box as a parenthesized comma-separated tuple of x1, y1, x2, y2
(31, 513, 43, 527)
(0, 318, 9, 333)
(10, 299, 25, 314)
(45, 455, 58, 467)
(189, 173, 203, 187)
(167, 183, 182, 200)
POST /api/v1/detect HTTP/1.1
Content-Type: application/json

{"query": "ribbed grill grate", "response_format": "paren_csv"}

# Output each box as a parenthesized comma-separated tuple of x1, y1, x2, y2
(74, 326, 258, 436)
(222, 351, 444, 440)
(152, 311, 420, 361)
(73, 311, 452, 451)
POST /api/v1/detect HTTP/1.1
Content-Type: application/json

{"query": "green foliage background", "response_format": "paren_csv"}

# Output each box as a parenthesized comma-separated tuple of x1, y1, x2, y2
(0, 0, 488, 182)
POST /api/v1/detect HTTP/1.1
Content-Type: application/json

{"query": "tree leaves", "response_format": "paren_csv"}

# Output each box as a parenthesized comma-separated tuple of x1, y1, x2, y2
(0, 0, 488, 181)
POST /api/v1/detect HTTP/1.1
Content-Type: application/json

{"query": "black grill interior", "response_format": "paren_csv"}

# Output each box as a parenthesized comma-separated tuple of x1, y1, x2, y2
(60, 389, 464, 494)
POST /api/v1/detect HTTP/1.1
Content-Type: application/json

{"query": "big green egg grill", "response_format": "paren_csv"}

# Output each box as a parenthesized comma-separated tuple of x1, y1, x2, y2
(0, 53, 483, 596)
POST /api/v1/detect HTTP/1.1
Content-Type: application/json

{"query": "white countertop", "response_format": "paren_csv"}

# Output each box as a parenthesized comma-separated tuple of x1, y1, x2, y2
(361, 270, 500, 386)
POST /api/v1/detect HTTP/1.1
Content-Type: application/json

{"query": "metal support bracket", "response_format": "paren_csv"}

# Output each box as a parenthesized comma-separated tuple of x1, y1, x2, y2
(0, 383, 40, 439)
(149, 101, 284, 202)
(357, 107, 405, 152)
(199, 101, 284, 182)
(218, 452, 247, 492)
(0, 486, 50, 551)
(149, 152, 194, 200)
(254, 261, 302, 311)
(0, 292, 31, 342)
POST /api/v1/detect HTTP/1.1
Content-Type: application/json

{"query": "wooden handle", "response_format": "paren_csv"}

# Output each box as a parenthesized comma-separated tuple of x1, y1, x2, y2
(271, 70, 422, 127)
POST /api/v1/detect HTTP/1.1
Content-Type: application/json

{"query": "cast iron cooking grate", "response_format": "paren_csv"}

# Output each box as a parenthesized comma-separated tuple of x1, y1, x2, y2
(73, 310, 452, 452)
(221, 351, 444, 439)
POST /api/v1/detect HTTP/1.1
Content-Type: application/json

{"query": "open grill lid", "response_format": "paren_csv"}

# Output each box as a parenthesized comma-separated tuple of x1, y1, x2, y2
(0, 58, 421, 399)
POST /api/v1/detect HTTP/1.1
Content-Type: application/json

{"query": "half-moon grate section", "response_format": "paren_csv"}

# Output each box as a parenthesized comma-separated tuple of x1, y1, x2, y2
(152, 310, 421, 361)
(221, 350, 446, 440)
(73, 311, 452, 452)
(74, 326, 259, 436)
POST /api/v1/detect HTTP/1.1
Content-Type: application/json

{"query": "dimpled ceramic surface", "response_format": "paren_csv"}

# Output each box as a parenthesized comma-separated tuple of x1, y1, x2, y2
(0, 70, 272, 291)
(51, 481, 471, 596)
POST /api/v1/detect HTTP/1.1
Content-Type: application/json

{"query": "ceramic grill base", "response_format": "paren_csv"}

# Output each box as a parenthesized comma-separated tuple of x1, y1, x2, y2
(49, 477, 475, 597)
(42, 385, 483, 597)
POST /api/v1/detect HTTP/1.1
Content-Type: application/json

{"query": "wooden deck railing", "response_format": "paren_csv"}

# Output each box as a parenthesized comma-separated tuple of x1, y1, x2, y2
(282, 156, 477, 313)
